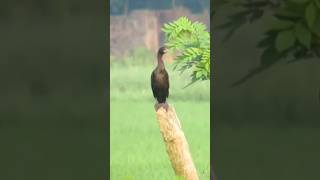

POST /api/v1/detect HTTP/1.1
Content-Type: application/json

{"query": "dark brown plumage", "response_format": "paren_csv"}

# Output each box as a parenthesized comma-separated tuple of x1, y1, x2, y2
(151, 47, 169, 103)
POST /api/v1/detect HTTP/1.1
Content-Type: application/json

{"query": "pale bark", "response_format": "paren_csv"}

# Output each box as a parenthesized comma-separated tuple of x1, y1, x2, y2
(155, 104, 199, 180)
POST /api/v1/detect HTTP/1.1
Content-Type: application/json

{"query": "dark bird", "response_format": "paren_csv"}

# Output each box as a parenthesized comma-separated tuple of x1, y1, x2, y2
(151, 46, 169, 104)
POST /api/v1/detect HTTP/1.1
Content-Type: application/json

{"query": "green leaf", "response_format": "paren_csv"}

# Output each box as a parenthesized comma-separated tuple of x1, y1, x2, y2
(269, 19, 295, 30)
(274, 8, 302, 21)
(274, 8, 302, 17)
(275, 30, 296, 52)
(305, 2, 318, 28)
(294, 23, 311, 48)
(205, 62, 209, 71)
(195, 71, 202, 79)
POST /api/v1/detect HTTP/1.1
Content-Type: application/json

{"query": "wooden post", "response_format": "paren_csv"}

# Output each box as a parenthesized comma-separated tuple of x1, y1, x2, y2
(155, 104, 199, 180)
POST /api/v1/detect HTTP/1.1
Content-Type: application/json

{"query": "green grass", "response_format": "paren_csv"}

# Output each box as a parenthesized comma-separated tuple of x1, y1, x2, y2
(110, 54, 210, 179)
(110, 101, 210, 179)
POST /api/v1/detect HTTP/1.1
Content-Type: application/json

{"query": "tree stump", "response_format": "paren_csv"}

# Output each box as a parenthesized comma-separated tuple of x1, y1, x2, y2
(155, 103, 199, 180)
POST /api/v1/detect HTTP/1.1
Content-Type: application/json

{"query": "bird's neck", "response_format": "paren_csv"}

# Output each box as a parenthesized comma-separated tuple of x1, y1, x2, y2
(157, 54, 165, 69)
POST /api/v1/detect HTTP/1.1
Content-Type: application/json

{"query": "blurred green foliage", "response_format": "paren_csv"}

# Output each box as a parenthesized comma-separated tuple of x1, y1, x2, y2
(216, 0, 320, 86)
(162, 17, 210, 87)
(110, 47, 154, 67)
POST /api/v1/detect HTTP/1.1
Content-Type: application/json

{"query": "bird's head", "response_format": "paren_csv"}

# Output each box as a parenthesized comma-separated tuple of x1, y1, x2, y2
(158, 46, 168, 55)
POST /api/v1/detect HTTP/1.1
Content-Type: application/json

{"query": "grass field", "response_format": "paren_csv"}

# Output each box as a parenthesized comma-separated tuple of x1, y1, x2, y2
(110, 53, 210, 179)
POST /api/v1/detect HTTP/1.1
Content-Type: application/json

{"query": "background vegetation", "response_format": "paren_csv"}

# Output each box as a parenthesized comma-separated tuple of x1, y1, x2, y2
(110, 1, 210, 179)
(216, 0, 320, 86)
(110, 50, 210, 179)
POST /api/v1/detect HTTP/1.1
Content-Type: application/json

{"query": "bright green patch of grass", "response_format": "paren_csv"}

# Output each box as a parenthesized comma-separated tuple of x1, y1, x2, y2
(110, 101, 210, 180)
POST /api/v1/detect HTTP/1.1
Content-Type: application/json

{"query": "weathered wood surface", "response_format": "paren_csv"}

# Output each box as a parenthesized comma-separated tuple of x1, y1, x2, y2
(155, 103, 199, 180)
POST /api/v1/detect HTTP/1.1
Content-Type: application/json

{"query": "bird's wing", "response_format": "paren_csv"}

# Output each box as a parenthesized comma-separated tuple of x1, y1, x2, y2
(164, 70, 169, 97)
(151, 71, 158, 98)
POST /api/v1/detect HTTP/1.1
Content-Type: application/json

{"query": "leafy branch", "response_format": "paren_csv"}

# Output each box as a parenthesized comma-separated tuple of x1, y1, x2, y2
(217, 0, 320, 86)
(162, 17, 210, 87)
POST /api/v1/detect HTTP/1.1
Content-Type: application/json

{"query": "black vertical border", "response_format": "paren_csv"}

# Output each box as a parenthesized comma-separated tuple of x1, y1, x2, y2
(106, 0, 111, 179)
(210, 0, 216, 179)
(0, 0, 110, 179)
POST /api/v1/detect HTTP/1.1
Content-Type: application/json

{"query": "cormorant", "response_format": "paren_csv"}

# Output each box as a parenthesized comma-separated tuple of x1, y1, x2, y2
(151, 46, 169, 104)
